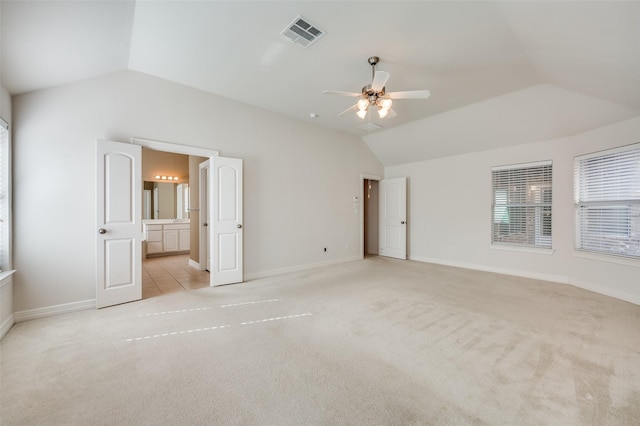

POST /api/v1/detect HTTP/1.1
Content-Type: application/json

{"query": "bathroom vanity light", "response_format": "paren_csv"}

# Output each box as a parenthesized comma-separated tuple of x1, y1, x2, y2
(154, 175, 179, 181)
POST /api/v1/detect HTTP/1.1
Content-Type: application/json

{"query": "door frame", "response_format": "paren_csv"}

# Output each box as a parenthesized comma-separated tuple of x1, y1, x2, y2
(132, 137, 219, 272)
(359, 173, 383, 259)
(198, 159, 210, 271)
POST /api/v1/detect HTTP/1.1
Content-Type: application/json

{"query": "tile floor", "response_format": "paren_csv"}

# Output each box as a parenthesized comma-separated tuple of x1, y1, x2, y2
(142, 254, 210, 299)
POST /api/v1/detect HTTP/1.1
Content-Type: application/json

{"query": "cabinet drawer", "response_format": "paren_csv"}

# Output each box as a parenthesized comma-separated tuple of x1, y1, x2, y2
(146, 224, 163, 231)
(147, 230, 162, 242)
(164, 224, 189, 230)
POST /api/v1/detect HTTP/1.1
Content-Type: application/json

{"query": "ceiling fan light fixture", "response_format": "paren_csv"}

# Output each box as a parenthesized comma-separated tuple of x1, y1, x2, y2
(323, 56, 430, 123)
(379, 97, 393, 111)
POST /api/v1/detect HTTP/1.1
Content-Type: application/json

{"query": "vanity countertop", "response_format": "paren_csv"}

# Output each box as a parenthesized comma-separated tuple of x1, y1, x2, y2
(143, 219, 190, 225)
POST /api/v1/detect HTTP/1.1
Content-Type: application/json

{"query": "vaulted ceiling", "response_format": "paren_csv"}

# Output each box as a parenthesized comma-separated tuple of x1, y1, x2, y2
(2, 1, 639, 164)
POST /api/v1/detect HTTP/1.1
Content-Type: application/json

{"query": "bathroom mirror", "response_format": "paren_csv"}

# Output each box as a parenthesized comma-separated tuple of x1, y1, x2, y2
(143, 182, 189, 220)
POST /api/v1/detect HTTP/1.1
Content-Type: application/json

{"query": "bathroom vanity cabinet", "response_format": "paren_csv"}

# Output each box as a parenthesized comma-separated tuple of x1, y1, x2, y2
(143, 220, 190, 256)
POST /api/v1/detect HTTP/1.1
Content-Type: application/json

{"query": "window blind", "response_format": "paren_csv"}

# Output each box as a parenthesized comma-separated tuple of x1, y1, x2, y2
(574, 143, 640, 259)
(492, 161, 552, 248)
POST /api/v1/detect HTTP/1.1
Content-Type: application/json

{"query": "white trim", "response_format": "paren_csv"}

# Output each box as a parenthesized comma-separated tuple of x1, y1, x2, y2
(360, 173, 383, 259)
(492, 159, 552, 171)
(409, 256, 640, 306)
(409, 255, 569, 284)
(0, 271, 14, 339)
(131, 137, 220, 157)
(574, 141, 640, 161)
(199, 160, 210, 272)
(0, 269, 16, 287)
(188, 258, 200, 270)
(568, 278, 640, 306)
(0, 314, 13, 339)
(572, 250, 640, 268)
(491, 245, 555, 255)
(245, 256, 361, 281)
(14, 299, 96, 322)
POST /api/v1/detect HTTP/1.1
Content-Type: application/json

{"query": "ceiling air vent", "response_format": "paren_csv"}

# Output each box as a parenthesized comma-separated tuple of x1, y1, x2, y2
(281, 15, 325, 48)
(359, 122, 383, 132)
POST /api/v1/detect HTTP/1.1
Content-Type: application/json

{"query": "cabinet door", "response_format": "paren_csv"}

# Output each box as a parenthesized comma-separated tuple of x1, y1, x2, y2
(147, 242, 163, 254)
(146, 230, 162, 242)
(179, 229, 190, 251)
(164, 229, 179, 252)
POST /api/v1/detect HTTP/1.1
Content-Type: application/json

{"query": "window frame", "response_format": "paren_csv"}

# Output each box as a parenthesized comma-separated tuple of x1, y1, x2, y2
(0, 116, 11, 272)
(574, 143, 640, 261)
(491, 160, 553, 250)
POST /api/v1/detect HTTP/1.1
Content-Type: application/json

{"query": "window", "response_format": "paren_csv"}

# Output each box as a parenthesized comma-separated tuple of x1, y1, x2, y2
(0, 117, 9, 271)
(574, 144, 640, 259)
(492, 161, 552, 248)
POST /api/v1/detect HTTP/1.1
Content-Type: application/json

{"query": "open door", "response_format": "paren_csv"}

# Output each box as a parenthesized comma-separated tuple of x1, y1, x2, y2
(96, 140, 142, 308)
(379, 177, 407, 260)
(199, 160, 210, 271)
(210, 156, 243, 286)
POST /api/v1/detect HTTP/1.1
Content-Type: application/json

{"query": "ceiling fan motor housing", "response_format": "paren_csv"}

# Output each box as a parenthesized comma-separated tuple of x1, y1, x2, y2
(362, 84, 386, 98)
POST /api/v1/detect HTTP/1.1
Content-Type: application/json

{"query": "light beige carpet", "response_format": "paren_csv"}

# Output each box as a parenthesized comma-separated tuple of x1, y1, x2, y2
(2, 257, 639, 425)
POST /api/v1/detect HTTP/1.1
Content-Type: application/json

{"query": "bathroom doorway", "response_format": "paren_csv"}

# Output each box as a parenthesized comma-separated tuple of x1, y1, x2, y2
(137, 138, 215, 300)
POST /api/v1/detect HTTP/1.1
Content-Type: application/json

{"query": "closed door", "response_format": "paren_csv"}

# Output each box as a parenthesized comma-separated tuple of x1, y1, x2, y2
(379, 177, 407, 260)
(95, 140, 142, 308)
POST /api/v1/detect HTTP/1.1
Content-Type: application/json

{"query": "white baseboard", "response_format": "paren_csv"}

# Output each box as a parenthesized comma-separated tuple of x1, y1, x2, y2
(0, 313, 14, 340)
(245, 255, 361, 281)
(188, 258, 200, 270)
(409, 255, 640, 306)
(14, 299, 96, 323)
(409, 255, 569, 284)
(568, 278, 640, 306)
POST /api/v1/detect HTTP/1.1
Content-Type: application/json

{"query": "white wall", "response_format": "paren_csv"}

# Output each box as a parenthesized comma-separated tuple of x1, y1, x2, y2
(12, 70, 383, 313)
(386, 116, 640, 305)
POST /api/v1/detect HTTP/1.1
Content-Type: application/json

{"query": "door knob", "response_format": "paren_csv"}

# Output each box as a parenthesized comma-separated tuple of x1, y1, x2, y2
(401, 221, 405, 225)
(237, 224, 243, 229)
(203, 223, 208, 227)
(98, 228, 107, 234)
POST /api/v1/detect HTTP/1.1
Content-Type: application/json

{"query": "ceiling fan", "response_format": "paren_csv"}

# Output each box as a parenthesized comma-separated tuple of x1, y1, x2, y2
(323, 56, 430, 120)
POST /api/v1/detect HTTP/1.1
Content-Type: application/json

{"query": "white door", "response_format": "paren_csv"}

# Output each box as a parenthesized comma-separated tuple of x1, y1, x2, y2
(211, 156, 243, 286)
(96, 139, 142, 308)
(199, 160, 210, 271)
(379, 177, 407, 260)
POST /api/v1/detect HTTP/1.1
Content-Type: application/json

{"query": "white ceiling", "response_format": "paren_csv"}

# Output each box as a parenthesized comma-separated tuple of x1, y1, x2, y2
(2, 1, 640, 163)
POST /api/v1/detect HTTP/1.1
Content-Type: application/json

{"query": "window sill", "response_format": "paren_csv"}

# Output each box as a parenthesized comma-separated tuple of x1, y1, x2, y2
(573, 251, 640, 268)
(491, 244, 555, 255)
(0, 270, 16, 288)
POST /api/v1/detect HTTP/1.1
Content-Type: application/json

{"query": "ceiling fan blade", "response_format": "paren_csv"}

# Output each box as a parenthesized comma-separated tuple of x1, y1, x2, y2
(323, 90, 361, 97)
(371, 71, 390, 92)
(337, 104, 358, 116)
(387, 89, 431, 99)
